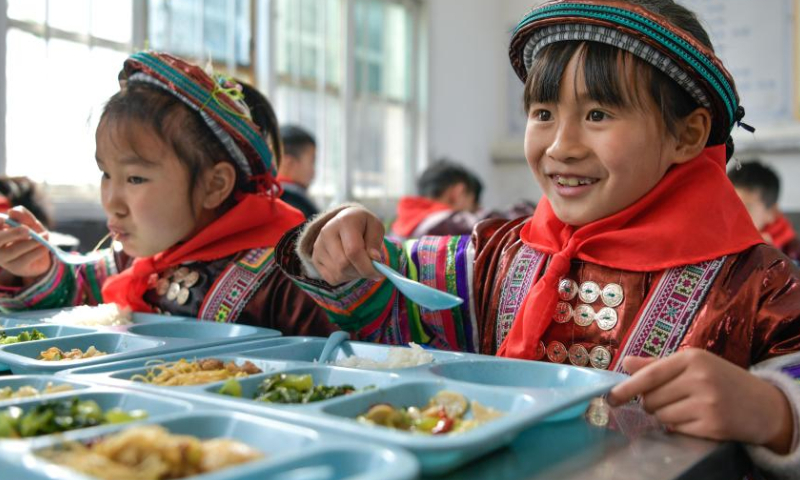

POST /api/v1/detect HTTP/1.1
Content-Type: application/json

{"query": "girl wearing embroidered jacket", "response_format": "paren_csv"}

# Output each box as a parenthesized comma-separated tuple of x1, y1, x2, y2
(275, 0, 800, 475)
(0, 51, 337, 337)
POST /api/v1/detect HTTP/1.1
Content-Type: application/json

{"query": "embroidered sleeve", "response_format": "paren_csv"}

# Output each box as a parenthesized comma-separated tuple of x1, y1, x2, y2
(0, 249, 119, 312)
(276, 225, 478, 352)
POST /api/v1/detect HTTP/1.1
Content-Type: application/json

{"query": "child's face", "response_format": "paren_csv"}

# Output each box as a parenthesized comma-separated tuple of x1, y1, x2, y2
(734, 187, 774, 231)
(95, 120, 209, 257)
(524, 52, 683, 226)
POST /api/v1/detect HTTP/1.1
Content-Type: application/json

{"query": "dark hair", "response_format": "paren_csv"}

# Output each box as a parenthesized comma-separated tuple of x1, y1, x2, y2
(100, 83, 246, 200)
(280, 125, 317, 159)
(728, 161, 780, 208)
(524, 0, 716, 145)
(238, 81, 283, 167)
(417, 159, 483, 203)
(0, 176, 52, 228)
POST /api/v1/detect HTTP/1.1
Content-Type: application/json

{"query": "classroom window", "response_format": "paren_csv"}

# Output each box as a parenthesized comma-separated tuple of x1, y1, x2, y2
(4, 0, 133, 188)
(2, 0, 252, 198)
(272, 0, 421, 203)
(2, 0, 423, 210)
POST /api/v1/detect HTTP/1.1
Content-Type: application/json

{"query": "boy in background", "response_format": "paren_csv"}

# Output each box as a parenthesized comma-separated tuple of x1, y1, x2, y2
(277, 125, 319, 219)
(730, 161, 800, 263)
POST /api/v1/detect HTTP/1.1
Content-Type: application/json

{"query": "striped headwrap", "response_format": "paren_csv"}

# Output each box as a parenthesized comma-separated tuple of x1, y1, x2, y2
(122, 51, 278, 195)
(509, 0, 750, 147)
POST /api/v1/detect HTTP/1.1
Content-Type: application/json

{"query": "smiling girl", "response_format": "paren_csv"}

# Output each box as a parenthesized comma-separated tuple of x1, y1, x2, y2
(274, 0, 800, 475)
(0, 51, 337, 337)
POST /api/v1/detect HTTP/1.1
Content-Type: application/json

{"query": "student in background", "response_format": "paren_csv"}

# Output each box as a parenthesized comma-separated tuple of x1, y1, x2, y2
(729, 161, 800, 263)
(390, 159, 535, 240)
(0, 51, 337, 337)
(276, 1, 800, 476)
(276, 125, 319, 219)
(390, 159, 483, 239)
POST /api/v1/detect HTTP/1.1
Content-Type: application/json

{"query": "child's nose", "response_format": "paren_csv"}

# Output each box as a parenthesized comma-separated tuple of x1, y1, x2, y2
(102, 185, 127, 217)
(546, 122, 588, 162)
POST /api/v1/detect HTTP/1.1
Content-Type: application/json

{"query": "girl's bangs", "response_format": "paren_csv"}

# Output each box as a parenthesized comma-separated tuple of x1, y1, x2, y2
(524, 41, 653, 112)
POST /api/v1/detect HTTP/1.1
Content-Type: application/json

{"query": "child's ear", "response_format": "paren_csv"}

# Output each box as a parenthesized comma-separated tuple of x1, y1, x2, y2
(201, 162, 237, 210)
(673, 108, 712, 165)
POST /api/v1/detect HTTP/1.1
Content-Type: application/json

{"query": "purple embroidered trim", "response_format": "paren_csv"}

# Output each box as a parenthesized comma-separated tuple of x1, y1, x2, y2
(495, 245, 546, 350)
(198, 247, 277, 323)
(613, 257, 727, 373)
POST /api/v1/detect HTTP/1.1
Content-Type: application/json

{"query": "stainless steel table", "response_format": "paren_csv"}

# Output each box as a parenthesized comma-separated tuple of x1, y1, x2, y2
(428, 401, 750, 480)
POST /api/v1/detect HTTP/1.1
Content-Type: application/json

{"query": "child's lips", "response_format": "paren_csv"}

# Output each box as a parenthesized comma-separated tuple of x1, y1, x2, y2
(107, 225, 130, 240)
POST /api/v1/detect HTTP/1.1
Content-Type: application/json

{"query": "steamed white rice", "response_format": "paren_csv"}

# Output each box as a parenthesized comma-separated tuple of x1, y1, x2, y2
(42, 304, 132, 327)
(333, 342, 434, 369)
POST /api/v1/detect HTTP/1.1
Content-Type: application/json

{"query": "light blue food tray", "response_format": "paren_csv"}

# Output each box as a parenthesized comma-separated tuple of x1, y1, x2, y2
(77, 341, 627, 475)
(0, 320, 281, 375)
(240, 336, 468, 368)
(0, 375, 96, 406)
(56, 336, 311, 377)
(0, 325, 97, 371)
(0, 386, 194, 449)
(0, 409, 419, 480)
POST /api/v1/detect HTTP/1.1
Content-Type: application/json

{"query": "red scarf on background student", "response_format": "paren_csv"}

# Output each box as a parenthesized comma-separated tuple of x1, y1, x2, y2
(762, 212, 798, 250)
(275, 175, 301, 187)
(102, 195, 304, 313)
(497, 145, 764, 360)
(391, 197, 452, 237)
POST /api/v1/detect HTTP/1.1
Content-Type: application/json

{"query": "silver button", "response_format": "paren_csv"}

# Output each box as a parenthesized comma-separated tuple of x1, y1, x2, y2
(166, 282, 181, 301)
(578, 281, 601, 303)
(595, 307, 618, 331)
(557, 278, 578, 301)
(589, 346, 612, 370)
(173, 266, 190, 282)
(183, 271, 200, 288)
(568, 344, 589, 367)
(601, 283, 624, 308)
(176, 287, 190, 305)
(546, 341, 568, 363)
(155, 278, 170, 296)
(534, 341, 546, 360)
(574, 304, 595, 327)
(553, 301, 573, 324)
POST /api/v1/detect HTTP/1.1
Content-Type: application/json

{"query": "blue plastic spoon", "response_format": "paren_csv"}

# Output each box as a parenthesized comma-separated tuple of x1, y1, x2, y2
(371, 260, 463, 311)
(0, 213, 106, 265)
(317, 330, 350, 363)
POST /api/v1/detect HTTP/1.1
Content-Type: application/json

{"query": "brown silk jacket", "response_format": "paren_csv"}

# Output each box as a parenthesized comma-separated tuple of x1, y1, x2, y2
(474, 218, 800, 368)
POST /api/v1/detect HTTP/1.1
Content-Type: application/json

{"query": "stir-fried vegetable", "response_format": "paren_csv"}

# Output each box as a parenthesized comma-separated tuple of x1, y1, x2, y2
(0, 329, 47, 345)
(218, 374, 365, 404)
(357, 390, 503, 435)
(0, 398, 147, 439)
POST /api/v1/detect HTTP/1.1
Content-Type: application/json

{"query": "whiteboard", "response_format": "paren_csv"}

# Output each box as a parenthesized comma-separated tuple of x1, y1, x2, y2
(683, 0, 797, 127)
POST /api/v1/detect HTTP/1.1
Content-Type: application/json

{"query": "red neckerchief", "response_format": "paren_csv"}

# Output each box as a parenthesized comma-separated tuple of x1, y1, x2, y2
(102, 194, 304, 312)
(391, 196, 452, 237)
(497, 145, 764, 359)
(762, 213, 797, 250)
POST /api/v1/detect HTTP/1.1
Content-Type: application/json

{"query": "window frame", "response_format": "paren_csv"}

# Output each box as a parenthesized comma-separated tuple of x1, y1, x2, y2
(258, 0, 425, 205)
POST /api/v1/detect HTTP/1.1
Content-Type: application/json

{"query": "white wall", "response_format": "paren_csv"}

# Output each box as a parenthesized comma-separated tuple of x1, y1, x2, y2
(425, 0, 800, 213)
(426, 0, 541, 210)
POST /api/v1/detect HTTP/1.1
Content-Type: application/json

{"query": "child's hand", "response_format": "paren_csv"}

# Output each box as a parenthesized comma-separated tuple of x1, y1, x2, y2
(0, 207, 53, 281)
(311, 206, 385, 285)
(608, 348, 794, 454)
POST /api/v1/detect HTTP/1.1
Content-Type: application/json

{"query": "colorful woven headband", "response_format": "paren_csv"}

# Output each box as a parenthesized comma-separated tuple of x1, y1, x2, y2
(509, 0, 749, 145)
(122, 51, 278, 194)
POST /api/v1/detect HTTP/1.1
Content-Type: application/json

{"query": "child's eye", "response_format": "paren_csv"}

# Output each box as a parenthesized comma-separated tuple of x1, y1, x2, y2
(127, 176, 147, 185)
(587, 110, 607, 122)
(531, 109, 552, 121)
